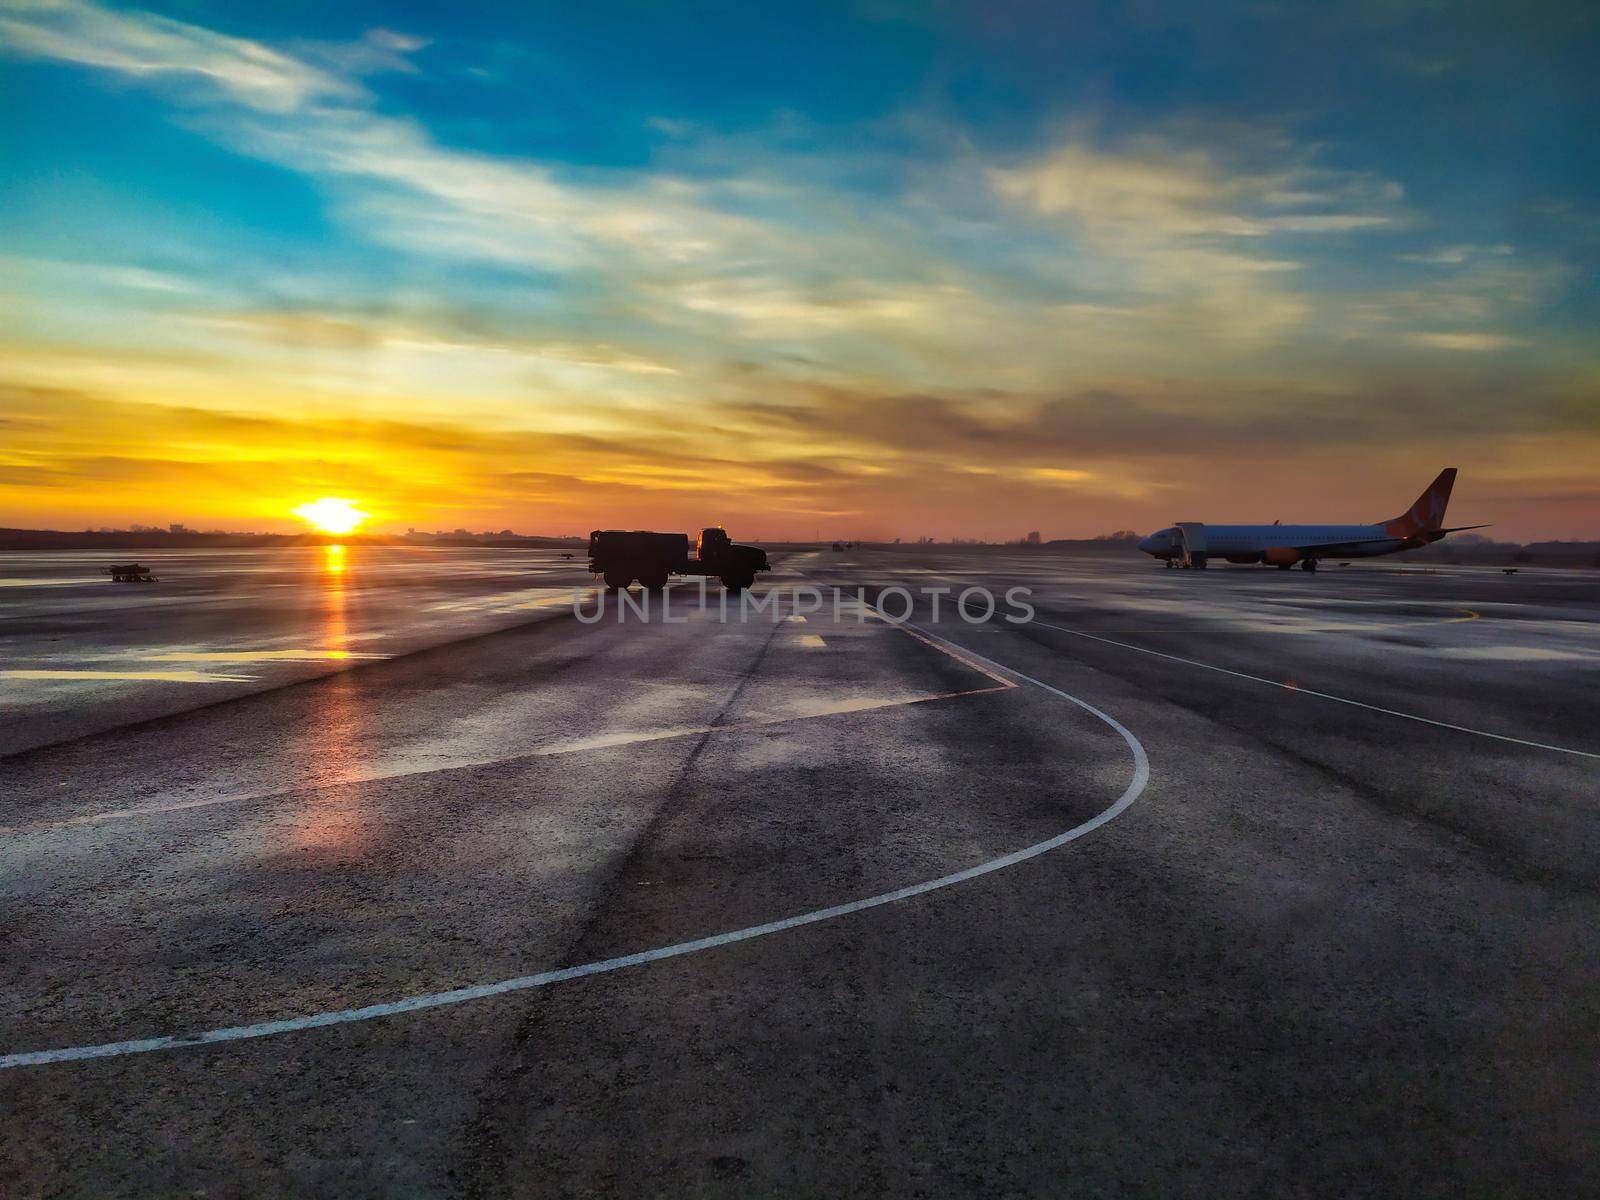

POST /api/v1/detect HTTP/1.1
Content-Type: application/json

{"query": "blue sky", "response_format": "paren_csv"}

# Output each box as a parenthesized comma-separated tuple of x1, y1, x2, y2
(2, 0, 1597, 537)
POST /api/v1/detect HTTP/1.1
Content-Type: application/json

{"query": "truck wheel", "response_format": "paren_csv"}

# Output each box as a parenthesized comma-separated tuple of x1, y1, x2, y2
(603, 568, 631, 590)
(638, 568, 669, 590)
(721, 574, 743, 594)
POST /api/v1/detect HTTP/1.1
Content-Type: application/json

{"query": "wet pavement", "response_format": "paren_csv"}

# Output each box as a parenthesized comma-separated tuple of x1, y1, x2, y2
(1, 546, 1597, 1197)
(0, 545, 591, 754)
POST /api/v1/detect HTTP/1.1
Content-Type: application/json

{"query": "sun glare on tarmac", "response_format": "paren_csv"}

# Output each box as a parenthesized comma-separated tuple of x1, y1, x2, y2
(292, 497, 370, 535)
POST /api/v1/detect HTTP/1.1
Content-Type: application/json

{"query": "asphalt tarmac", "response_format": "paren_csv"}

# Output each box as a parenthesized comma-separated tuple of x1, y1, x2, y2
(2, 545, 1596, 1198)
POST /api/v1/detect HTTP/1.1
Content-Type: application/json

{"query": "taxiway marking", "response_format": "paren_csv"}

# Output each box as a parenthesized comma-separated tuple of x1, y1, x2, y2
(1033, 620, 1599, 760)
(0, 624, 1146, 1069)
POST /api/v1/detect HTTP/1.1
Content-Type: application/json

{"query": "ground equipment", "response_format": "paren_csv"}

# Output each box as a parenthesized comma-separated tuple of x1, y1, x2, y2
(587, 527, 770, 592)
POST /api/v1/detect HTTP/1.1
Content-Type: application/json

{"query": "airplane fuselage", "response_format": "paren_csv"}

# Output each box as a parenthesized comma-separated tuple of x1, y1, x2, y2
(1138, 523, 1435, 564)
(1137, 469, 1469, 569)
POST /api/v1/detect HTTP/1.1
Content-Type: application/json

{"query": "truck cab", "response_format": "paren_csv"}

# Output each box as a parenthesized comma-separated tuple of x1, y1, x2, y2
(695, 526, 768, 592)
(697, 526, 731, 560)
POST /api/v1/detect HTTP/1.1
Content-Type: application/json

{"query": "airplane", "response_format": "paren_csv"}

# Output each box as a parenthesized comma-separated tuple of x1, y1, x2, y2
(1137, 468, 1487, 572)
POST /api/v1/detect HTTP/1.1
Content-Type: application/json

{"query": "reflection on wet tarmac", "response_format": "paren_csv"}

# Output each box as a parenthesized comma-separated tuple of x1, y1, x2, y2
(1437, 645, 1599, 662)
(139, 650, 386, 662)
(0, 578, 106, 588)
(2, 669, 252, 683)
(0, 545, 596, 756)
(285, 542, 371, 855)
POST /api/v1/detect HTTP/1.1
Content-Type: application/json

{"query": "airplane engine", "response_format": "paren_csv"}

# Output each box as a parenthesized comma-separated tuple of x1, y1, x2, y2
(1264, 546, 1301, 566)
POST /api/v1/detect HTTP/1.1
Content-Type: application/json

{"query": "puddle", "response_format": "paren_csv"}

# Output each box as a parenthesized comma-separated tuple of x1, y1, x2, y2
(426, 587, 577, 614)
(0, 578, 107, 588)
(1, 669, 253, 683)
(139, 650, 386, 662)
(1435, 646, 1597, 663)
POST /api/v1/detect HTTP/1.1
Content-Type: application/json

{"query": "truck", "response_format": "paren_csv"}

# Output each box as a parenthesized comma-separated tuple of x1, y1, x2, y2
(587, 526, 770, 592)
(103, 562, 158, 583)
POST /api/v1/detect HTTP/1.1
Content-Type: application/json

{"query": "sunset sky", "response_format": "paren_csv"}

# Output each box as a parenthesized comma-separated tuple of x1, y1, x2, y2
(2, 0, 1597, 540)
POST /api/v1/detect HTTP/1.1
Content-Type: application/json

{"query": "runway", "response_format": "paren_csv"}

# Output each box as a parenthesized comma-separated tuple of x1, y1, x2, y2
(2, 545, 1596, 1197)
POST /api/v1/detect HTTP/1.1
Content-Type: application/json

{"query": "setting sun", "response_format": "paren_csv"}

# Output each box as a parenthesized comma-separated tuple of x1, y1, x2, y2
(292, 497, 370, 536)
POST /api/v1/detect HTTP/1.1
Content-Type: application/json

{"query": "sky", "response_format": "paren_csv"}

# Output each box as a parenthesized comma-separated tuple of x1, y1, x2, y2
(1, 0, 1597, 540)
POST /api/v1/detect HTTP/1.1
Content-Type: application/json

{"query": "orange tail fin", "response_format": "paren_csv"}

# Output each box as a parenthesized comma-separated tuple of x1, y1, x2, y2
(1384, 468, 1456, 537)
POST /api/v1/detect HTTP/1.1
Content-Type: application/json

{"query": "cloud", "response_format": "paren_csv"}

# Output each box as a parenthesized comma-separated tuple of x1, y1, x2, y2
(668, 278, 963, 334)
(1398, 243, 1515, 265)
(4, 363, 1598, 539)
(0, 0, 1417, 382)
(1407, 332, 1523, 351)
(989, 129, 1406, 244)
(292, 27, 429, 77)
(979, 127, 1415, 350)
(0, 0, 359, 112)
(0, 379, 925, 531)
(1258, 214, 1393, 232)
(4, 2, 1595, 538)
(991, 142, 1256, 237)
(1337, 253, 1567, 346)
(0, 254, 199, 295)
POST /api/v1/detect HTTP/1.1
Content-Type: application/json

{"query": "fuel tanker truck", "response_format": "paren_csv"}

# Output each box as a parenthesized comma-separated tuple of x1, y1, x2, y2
(587, 526, 770, 592)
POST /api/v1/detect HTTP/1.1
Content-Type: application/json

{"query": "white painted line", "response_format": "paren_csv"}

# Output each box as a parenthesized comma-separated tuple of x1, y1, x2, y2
(896, 624, 1017, 688)
(0, 625, 1148, 1069)
(1032, 620, 1600, 760)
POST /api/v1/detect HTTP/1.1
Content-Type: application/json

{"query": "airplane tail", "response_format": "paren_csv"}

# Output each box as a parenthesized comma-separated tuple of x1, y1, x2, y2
(1384, 468, 1456, 538)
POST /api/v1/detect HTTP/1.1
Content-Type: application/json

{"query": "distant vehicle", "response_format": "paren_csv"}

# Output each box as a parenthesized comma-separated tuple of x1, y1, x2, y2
(832, 541, 844, 551)
(587, 527, 770, 592)
(104, 563, 157, 583)
(1138, 468, 1486, 572)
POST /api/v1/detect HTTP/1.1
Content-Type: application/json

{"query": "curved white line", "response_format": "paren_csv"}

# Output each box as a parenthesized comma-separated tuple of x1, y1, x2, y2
(1034, 620, 1599, 760)
(0, 622, 1148, 1070)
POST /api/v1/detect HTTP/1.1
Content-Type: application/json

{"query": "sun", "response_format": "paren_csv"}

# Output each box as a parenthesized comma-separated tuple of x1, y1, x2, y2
(292, 497, 371, 535)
